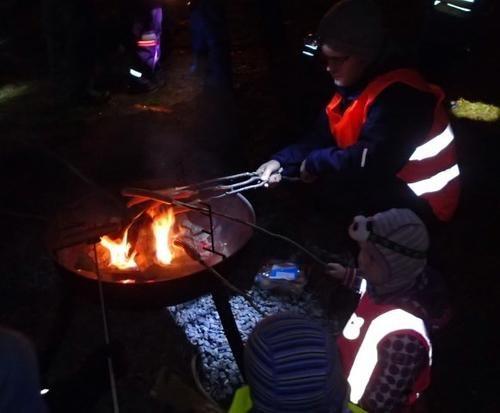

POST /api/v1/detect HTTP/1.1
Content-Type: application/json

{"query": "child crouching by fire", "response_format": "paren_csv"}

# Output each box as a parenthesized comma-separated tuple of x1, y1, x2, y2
(325, 208, 450, 412)
(228, 208, 449, 413)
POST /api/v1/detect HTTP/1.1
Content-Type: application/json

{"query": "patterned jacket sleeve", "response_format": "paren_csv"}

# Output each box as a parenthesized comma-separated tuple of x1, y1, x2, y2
(359, 332, 428, 413)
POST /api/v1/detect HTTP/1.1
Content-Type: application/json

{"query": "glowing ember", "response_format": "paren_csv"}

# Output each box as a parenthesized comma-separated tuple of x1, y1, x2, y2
(120, 279, 136, 284)
(100, 228, 137, 270)
(151, 208, 176, 265)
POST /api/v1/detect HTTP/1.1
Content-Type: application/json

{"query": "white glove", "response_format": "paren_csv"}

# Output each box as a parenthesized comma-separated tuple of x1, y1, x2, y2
(256, 160, 282, 184)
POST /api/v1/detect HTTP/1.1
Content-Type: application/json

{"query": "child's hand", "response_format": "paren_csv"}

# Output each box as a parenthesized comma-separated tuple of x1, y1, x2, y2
(325, 263, 346, 281)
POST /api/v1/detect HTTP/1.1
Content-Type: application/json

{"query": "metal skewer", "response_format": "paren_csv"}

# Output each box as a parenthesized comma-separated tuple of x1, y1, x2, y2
(144, 172, 268, 203)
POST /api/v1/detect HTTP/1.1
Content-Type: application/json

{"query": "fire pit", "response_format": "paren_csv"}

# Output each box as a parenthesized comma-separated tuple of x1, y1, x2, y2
(44, 177, 327, 395)
(47, 190, 256, 308)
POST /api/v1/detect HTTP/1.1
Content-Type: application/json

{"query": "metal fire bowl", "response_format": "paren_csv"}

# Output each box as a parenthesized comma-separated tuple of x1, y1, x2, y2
(47, 193, 256, 308)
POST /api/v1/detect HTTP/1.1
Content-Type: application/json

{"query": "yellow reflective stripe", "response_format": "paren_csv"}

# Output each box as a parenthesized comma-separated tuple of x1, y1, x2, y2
(409, 124, 454, 161)
(228, 385, 253, 413)
(407, 164, 460, 196)
(229, 387, 368, 413)
(347, 309, 431, 404)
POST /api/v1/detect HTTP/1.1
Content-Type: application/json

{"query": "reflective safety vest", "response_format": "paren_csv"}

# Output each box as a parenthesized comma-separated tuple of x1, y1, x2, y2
(337, 291, 432, 408)
(228, 385, 366, 413)
(228, 385, 253, 413)
(325, 68, 460, 221)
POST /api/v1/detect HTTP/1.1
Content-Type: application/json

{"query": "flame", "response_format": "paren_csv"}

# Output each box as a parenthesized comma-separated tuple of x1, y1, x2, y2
(100, 228, 137, 269)
(99, 206, 180, 271)
(151, 208, 176, 265)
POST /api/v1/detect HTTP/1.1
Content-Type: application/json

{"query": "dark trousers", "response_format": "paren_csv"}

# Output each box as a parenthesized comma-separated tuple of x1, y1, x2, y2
(189, 0, 232, 88)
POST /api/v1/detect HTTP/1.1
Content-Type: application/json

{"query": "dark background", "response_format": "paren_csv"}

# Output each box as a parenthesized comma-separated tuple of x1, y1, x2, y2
(1, 0, 499, 411)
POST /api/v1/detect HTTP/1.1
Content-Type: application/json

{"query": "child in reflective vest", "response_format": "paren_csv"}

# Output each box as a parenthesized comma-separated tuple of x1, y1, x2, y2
(230, 209, 447, 413)
(128, 1, 164, 93)
(326, 208, 447, 412)
(256, 0, 460, 223)
(229, 313, 360, 413)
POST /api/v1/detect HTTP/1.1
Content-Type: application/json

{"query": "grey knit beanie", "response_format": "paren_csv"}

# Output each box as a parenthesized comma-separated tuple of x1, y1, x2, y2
(318, 0, 384, 60)
(244, 313, 346, 413)
(349, 208, 429, 296)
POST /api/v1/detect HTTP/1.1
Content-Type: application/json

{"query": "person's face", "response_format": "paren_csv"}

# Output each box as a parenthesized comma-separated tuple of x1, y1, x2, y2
(321, 44, 369, 87)
(357, 241, 390, 286)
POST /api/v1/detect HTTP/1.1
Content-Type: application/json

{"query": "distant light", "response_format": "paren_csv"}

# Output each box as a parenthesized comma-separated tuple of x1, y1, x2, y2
(0, 83, 31, 104)
(129, 68, 143, 78)
(459, 0, 475, 2)
(305, 44, 318, 51)
(302, 51, 315, 57)
(434, 0, 441, 4)
(40, 388, 50, 395)
(451, 98, 500, 122)
(446, 2, 471, 12)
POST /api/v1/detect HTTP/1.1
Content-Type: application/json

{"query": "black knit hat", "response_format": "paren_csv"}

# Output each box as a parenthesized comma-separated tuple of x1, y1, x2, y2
(318, 0, 384, 60)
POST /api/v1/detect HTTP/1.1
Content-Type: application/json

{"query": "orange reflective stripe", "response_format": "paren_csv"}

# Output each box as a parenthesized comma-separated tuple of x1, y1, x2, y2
(137, 40, 158, 47)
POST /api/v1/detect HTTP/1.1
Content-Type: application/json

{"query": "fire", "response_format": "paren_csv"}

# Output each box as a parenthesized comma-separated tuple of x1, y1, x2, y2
(100, 228, 137, 270)
(151, 207, 176, 265)
(99, 206, 179, 270)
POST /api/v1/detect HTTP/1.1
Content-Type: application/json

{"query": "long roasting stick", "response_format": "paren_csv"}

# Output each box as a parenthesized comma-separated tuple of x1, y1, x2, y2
(92, 244, 120, 413)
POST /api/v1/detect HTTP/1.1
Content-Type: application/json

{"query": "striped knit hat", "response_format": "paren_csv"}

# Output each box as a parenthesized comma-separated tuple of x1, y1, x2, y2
(244, 313, 346, 413)
(349, 208, 429, 296)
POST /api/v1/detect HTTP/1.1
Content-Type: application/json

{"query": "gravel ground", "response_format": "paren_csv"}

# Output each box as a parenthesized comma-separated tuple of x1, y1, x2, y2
(168, 285, 332, 401)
